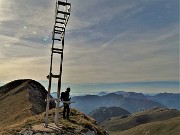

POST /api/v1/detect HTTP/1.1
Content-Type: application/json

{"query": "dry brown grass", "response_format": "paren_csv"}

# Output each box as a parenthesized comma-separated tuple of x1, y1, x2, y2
(113, 116, 180, 135)
(0, 79, 54, 133)
(0, 108, 106, 134)
(101, 108, 180, 135)
(0, 84, 33, 128)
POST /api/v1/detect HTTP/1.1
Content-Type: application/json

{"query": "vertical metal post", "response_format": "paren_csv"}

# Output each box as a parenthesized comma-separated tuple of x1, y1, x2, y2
(45, 0, 71, 127)
(55, 37, 64, 125)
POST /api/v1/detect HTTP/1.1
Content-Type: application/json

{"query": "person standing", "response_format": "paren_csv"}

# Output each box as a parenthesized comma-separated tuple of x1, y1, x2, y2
(61, 87, 71, 119)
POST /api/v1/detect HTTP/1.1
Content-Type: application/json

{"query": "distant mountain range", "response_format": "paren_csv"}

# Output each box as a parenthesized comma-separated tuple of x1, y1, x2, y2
(146, 93, 180, 109)
(71, 93, 165, 114)
(70, 91, 179, 114)
(117, 91, 180, 109)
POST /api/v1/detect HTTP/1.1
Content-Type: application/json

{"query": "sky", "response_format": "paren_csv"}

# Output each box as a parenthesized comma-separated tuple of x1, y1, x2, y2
(0, 0, 179, 93)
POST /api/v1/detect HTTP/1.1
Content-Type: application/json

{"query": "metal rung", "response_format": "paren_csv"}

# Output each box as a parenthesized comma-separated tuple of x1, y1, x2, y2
(52, 48, 63, 51)
(53, 38, 61, 41)
(56, 17, 66, 20)
(55, 26, 65, 29)
(46, 74, 60, 79)
(58, 1, 71, 6)
(56, 21, 65, 24)
(52, 48, 63, 54)
(57, 10, 70, 15)
(54, 31, 62, 34)
(52, 74, 60, 78)
(53, 51, 62, 54)
(54, 30, 64, 34)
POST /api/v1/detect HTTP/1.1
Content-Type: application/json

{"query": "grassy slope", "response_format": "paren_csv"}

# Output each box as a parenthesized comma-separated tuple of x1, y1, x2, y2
(112, 116, 180, 135)
(0, 79, 54, 130)
(0, 108, 106, 134)
(101, 108, 180, 135)
(0, 81, 33, 127)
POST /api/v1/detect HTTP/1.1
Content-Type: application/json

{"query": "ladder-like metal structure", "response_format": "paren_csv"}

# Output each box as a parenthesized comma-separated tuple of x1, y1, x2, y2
(45, 0, 71, 127)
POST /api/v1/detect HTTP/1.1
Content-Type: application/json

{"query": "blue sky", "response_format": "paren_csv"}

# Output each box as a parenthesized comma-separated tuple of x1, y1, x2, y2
(0, 0, 179, 93)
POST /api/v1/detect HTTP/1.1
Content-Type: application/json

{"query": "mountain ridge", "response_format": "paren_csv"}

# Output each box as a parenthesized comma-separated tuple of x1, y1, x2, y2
(0, 79, 56, 127)
(89, 106, 130, 124)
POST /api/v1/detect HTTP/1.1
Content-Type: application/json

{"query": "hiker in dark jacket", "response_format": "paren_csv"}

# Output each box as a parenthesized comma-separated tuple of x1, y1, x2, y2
(61, 87, 71, 119)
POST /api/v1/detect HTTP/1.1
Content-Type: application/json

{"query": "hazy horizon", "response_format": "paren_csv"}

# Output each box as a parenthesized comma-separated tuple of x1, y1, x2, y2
(44, 81, 180, 95)
(0, 80, 179, 95)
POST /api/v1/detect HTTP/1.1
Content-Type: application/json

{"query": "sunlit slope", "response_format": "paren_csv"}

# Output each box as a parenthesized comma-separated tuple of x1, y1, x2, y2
(116, 116, 180, 135)
(101, 108, 180, 135)
(0, 79, 56, 129)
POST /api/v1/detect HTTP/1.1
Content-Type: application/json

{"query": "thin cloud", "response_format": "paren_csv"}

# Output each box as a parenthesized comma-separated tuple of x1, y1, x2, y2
(0, 0, 179, 85)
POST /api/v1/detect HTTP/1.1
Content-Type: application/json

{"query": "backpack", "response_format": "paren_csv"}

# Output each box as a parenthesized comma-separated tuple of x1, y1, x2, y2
(61, 92, 65, 101)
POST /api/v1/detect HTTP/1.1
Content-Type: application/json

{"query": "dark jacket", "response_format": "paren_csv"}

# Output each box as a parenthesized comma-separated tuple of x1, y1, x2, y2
(63, 91, 70, 101)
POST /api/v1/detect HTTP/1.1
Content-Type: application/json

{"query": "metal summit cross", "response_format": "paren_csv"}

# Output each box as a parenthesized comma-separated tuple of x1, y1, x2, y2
(45, 0, 71, 127)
